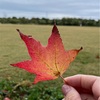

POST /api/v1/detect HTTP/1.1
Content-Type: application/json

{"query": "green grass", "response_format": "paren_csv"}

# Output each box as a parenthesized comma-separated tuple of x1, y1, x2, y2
(0, 24, 99, 99)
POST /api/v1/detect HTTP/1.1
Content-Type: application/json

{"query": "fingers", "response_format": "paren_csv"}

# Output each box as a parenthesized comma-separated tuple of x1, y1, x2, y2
(62, 84, 81, 100)
(64, 74, 97, 89)
(64, 74, 100, 99)
(92, 78, 100, 99)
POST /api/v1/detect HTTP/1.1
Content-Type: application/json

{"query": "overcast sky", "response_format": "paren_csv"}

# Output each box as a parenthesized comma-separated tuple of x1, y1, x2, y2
(0, 0, 99, 20)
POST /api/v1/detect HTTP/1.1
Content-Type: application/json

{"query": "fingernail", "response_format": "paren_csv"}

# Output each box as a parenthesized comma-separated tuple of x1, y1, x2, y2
(62, 84, 71, 95)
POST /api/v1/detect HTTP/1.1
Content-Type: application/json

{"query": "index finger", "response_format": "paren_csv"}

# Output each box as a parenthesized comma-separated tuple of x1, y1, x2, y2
(64, 74, 100, 98)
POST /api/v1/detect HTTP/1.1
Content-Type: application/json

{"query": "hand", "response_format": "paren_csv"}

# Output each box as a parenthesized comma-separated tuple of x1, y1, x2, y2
(62, 74, 100, 100)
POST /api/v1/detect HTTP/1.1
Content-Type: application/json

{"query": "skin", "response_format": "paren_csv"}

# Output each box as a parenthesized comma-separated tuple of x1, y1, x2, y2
(62, 74, 100, 100)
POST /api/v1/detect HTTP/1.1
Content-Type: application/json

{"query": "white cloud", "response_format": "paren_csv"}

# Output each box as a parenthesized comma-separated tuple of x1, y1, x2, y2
(0, 0, 99, 20)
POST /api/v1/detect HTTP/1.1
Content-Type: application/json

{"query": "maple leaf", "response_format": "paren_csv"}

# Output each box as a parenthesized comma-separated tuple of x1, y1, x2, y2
(11, 24, 82, 84)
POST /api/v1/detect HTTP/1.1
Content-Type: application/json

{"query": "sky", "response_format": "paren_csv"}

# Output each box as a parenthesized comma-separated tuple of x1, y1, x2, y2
(0, 0, 99, 20)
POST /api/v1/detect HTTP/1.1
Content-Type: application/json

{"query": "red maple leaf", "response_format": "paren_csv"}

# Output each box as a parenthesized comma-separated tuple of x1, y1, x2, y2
(11, 24, 82, 84)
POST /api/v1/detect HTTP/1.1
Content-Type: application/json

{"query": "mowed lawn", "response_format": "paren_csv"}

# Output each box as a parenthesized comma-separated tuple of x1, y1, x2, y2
(0, 24, 99, 83)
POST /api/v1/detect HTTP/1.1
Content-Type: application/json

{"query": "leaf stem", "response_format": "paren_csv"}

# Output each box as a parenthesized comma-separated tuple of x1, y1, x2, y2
(59, 75, 68, 84)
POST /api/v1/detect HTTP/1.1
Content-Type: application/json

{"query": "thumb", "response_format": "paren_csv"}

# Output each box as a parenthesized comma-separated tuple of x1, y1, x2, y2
(62, 84, 81, 100)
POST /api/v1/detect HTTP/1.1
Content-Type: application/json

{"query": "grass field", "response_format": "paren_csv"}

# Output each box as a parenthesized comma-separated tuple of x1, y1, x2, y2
(0, 24, 99, 99)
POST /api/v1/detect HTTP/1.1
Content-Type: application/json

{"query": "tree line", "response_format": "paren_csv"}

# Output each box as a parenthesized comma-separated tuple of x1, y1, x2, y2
(0, 17, 99, 26)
